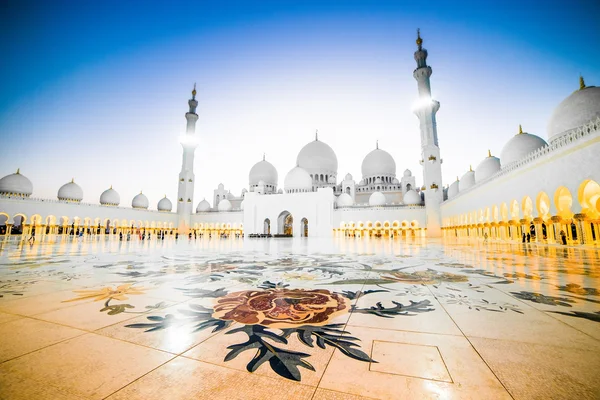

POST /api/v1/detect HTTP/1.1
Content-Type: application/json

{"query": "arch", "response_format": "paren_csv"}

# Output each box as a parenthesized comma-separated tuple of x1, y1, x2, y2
(277, 211, 293, 236)
(536, 191, 551, 219)
(578, 180, 600, 218)
(510, 200, 520, 220)
(500, 203, 509, 221)
(492, 205, 499, 222)
(554, 186, 573, 218)
(301, 218, 308, 237)
(30, 214, 42, 226)
(264, 218, 271, 234)
(522, 196, 534, 219)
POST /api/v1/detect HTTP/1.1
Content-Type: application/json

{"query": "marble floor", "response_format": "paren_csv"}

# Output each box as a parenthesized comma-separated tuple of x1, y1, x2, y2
(0, 236, 599, 400)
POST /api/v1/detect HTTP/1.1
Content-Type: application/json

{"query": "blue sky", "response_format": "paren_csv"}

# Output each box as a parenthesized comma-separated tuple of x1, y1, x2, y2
(1, 0, 598, 207)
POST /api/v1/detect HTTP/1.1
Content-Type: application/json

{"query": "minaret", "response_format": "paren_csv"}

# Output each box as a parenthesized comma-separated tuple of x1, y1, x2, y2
(177, 84, 199, 232)
(412, 29, 443, 237)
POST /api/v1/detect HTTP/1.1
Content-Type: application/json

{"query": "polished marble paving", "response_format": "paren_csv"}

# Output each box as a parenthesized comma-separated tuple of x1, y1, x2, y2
(0, 236, 599, 399)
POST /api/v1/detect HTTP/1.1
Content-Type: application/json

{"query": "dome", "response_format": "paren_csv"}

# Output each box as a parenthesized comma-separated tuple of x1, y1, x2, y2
(500, 127, 548, 166)
(392, 178, 399, 184)
(240, 200, 245, 210)
(196, 199, 210, 212)
(249, 158, 278, 186)
(448, 179, 460, 199)
(474, 151, 501, 182)
(336, 193, 354, 207)
(100, 186, 120, 206)
(403, 189, 422, 205)
(361, 147, 396, 179)
(284, 166, 313, 192)
(157, 196, 172, 212)
(459, 169, 476, 191)
(217, 199, 232, 211)
(297, 138, 338, 175)
(403, 169, 412, 177)
(344, 173, 353, 181)
(277, 188, 283, 194)
(57, 179, 83, 202)
(132, 192, 149, 209)
(548, 83, 600, 142)
(369, 191, 386, 206)
(0, 169, 33, 197)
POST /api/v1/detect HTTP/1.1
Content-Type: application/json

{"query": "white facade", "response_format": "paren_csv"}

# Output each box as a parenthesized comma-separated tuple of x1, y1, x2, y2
(1, 34, 599, 244)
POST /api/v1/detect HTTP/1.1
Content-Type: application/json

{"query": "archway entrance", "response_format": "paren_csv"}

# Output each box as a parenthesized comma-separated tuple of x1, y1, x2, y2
(301, 218, 308, 237)
(278, 211, 293, 236)
(264, 218, 271, 235)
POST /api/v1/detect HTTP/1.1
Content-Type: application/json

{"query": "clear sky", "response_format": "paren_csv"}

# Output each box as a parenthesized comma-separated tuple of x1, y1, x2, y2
(1, 0, 599, 208)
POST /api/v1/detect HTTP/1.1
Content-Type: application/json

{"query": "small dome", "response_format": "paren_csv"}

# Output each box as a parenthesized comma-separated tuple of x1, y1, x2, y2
(100, 186, 120, 206)
(132, 192, 149, 209)
(548, 83, 600, 142)
(403, 189, 422, 205)
(361, 147, 396, 179)
(157, 196, 172, 212)
(277, 188, 283, 194)
(403, 169, 412, 177)
(375, 177, 382, 184)
(240, 200, 245, 210)
(0, 169, 33, 197)
(474, 152, 501, 182)
(336, 193, 354, 207)
(249, 158, 278, 187)
(196, 199, 210, 212)
(392, 178, 399, 184)
(297, 138, 338, 175)
(344, 173, 353, 181)
(359, 179, 365, 186)
(284, 166, 313, 192)
(369, 191, 386, 206)
(57, 179, 83, 202)
(448, 179, 460, 199)
(459, 169, 476, 191)
(500, 127, 548, 166)
(217, 199, 232, 211)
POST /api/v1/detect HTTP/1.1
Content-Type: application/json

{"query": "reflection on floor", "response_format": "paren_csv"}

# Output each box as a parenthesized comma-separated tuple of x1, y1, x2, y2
(0, 236, 599, 399)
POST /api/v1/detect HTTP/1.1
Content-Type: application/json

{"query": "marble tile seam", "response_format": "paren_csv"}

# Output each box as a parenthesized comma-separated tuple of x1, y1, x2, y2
(428, 295, 517, 400)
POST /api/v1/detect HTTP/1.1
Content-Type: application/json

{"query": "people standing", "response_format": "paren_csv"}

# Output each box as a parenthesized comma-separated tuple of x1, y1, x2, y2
(522, 233, 526, 243)
(526, 233, 531, 242)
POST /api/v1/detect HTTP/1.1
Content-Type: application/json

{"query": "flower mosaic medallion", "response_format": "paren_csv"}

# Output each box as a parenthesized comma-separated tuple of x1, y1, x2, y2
(1, 239, 599, 395)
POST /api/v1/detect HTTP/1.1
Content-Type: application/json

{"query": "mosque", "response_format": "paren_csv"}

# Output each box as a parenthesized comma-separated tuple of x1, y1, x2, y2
(0, 32, 599, 245)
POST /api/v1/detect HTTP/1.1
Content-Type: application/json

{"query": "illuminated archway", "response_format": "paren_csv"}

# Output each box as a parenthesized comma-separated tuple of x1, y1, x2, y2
(554, 186, 573, 218)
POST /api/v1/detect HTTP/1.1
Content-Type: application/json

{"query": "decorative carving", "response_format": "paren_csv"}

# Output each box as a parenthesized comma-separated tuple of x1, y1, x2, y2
(428, 155, 437, 161)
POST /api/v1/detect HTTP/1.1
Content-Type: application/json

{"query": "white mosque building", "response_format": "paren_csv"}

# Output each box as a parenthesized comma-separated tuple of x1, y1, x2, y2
(1, 31, 599, 245)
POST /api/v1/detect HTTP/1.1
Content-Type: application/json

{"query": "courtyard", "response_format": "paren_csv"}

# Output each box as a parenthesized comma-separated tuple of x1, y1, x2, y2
(0, 236, 598, 399)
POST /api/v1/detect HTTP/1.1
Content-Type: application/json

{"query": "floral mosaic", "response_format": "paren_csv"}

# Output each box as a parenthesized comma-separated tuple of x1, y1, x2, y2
(1, 240, 599, 382)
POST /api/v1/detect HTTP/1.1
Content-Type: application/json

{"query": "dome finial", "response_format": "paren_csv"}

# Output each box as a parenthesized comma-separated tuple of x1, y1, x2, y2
(488, 149, 492, 157)
(580, 75, 586, 90)
(16, 168, 20, 174)
(469, 165, 473, 172)
(71, 177, 74, 183)
(110, 184, 112, 189)
(456, 176, 459, 181)
(376, 140, 379, 149)
(315, 129, 318, 141)
(518, 124, 523, 134)
(416, 28, 423, 49)
(263, 152, 265, 161)
(192, 83, 197, 99)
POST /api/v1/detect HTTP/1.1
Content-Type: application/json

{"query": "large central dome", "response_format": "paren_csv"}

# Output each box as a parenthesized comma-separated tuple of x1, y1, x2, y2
(296, 138, 338, 175)
(361, 147, 396, 179)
